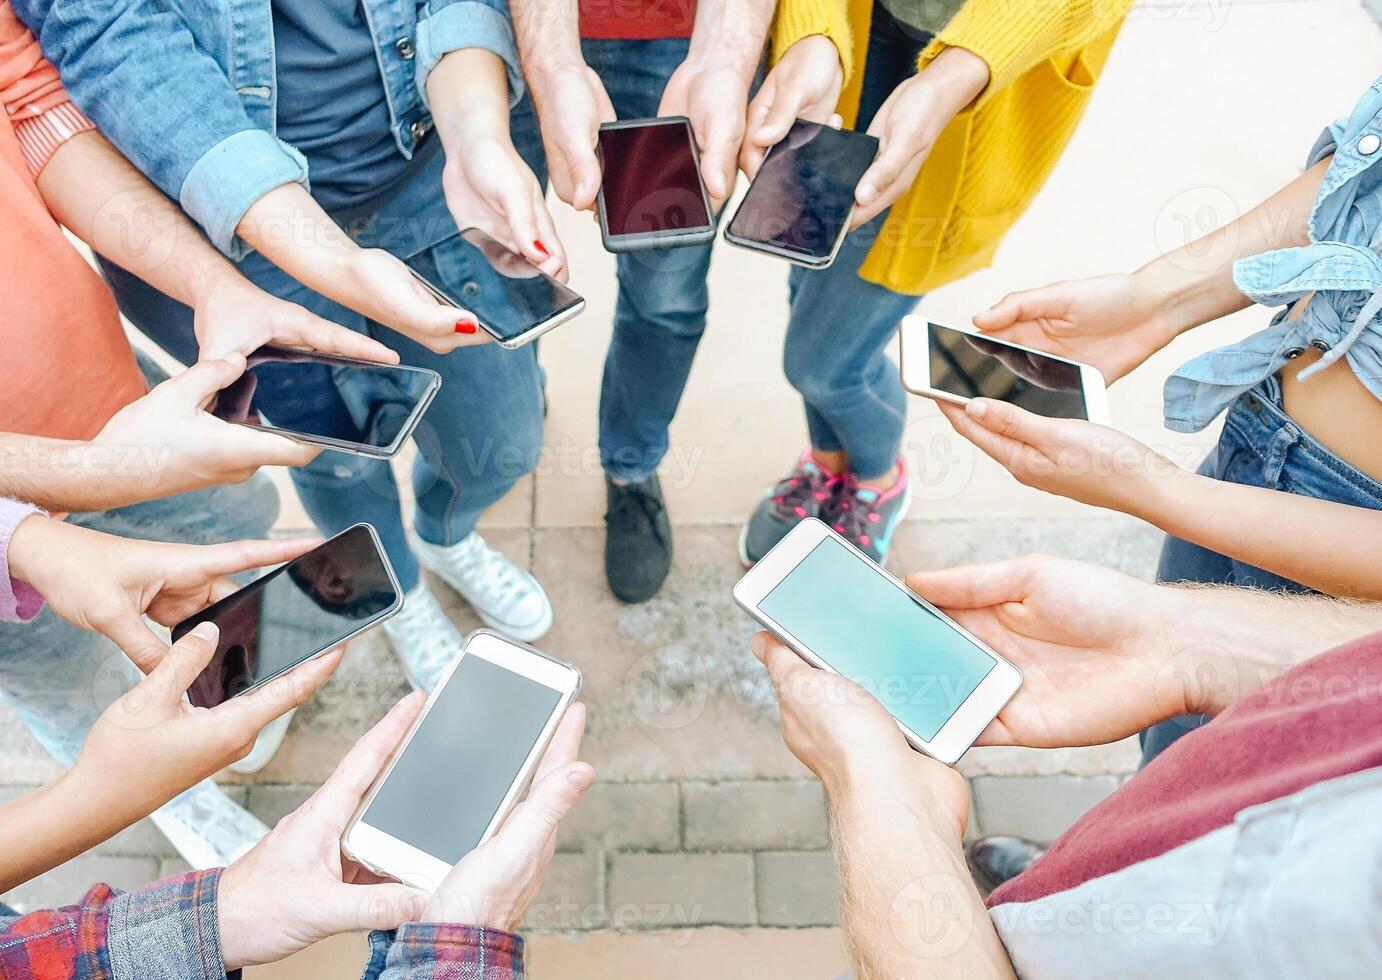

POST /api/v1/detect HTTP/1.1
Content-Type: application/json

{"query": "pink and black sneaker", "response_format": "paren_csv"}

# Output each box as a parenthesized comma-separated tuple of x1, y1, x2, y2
(823, 458, 912, 563)
(739, 451, 843, 566)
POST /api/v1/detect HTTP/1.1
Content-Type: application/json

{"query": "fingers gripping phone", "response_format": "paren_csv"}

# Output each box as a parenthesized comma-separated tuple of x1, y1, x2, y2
(725, 120, 879, 268)
(900, 317, 1111, 424)
(410, 228, 586, 349)
(210, 347, 441, 458)
(596, 117, 717, 252)
(343, 630, 582, 889)
(172, 524, 402, 709)
(734, 519, 1021, 764)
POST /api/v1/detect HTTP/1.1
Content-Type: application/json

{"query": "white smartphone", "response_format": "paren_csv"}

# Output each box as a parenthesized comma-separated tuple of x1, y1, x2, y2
(734, 519, 1021, 764)
(900, 316, 1111, 425)
(410, 228, 585, 350)
(342, 630, 582, 889)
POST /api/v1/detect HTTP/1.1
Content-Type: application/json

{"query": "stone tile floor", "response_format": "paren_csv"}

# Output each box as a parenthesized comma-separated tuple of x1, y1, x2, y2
(3, 3, 1379, 977)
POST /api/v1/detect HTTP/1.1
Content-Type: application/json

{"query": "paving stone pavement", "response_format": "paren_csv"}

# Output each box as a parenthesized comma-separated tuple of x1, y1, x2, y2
(1, 516, 1156, 927)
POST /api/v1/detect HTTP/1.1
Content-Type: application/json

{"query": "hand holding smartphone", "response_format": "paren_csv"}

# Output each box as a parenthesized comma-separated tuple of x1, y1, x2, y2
(735, 519, 1021, 764)
(901, 317, 1111, 424)
(596, 117, 716, 252)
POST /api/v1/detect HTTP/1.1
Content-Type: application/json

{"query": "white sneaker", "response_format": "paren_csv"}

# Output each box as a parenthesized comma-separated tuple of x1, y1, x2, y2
(151, 782, 269, 869)
(382, 580, 464, 692)
(416, 532, 553, 642)
(227, 709, 295, 775)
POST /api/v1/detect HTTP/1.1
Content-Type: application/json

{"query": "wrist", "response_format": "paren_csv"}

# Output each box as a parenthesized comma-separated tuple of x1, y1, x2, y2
(6, 512, 58, 589)
(834, 759, 968, 848)
(1133, 257, 1204, 340)
(920, 46, 990, 116)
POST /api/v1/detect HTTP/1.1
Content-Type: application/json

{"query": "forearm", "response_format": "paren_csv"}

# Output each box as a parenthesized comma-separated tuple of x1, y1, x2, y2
(0, 770, 143, 891)
(512, 0, 581, 76)
(38, 130, 241, 311)
(687, 0, 775, 69)
(429, 47, 511, 153)
(1135, 158, 1329, 337)
(834, 779, 1014, 980)
(235, 183, 361, 305)
(0, 435, 142, 513)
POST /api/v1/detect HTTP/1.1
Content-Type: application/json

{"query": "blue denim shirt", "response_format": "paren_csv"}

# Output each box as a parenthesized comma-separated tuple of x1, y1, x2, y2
(1164, 75, 1382, 432)
(11, 0, 522, 258)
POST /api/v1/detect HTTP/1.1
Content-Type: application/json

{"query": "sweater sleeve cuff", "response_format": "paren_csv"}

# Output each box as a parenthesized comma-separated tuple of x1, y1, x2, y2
(11, 102, 96, 178)
(769, 0, 855, 89)
(416, 0, 525, 112)
(178, 129, 310, 260)
(104, 869, 226, 980)
(368, 923, 526, 977)
(0, 501, 45, 624)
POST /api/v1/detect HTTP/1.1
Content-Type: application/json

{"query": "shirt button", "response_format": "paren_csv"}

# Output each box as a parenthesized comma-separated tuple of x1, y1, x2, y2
(1283, 346, 1305, 359)
(1311, 339, 1331, 353)
(1358, 133, 1380, 156)
(395, 37, 416, 60)
(462, 281, 482, 299)
(410, 119, 429, 141)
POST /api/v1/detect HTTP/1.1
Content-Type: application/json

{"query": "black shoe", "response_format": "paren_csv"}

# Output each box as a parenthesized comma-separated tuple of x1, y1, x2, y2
(604, 474, 673, 603)
(967, 836, 1045, 893)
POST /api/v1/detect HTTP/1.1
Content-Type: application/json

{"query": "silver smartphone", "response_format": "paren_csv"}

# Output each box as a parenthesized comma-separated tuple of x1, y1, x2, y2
(210, 347, 441, 459)
(724, 119, 878, 269)
(410, 228, 585, 350)
(734, 519, 1021, 764)
(172, 524, 402, 709)
(342, 630, 582, 889)
(596, 116, 717, 253)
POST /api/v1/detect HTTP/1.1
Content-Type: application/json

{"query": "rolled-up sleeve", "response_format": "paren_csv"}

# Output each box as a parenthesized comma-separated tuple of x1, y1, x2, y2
(415, 0, 524, 110)
(0, 498, 44, 623)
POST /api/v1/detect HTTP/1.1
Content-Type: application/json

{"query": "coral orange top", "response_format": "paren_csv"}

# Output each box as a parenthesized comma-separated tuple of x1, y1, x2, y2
(0, 2, 145, 441)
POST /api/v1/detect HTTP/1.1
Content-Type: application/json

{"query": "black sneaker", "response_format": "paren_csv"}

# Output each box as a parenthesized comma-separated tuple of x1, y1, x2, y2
(604, 474, 673, 603)
(967, 836, 1046, 893)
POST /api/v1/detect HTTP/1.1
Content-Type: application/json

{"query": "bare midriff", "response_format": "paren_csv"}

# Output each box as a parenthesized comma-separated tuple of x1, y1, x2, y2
(1279, 346, 1382, 485)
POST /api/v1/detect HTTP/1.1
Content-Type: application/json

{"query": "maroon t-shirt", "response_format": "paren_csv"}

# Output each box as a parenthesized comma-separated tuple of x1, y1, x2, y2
(579, 0, 695, 40)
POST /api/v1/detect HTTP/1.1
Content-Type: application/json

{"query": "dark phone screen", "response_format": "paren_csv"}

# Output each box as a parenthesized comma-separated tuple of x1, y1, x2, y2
(425, 230, 583, 343)
(361, 653, 563, 864)
(928, 323, 1089, 420)
(598, 120, 712, 238)
(173, 525, 398, 708)
(211, 348, 436, 451)
(728, 121, 878, 259)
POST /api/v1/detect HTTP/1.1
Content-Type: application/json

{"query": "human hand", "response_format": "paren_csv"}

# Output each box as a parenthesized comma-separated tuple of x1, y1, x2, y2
(853, 47, 989, 228)
(425, 702, 594, 930)
(936, 398, 1185, 518)
(76, 621, 341, 818)
(973, 272, 1178, 383)
(526, 59, 616, 212)
(751, 633, 969, 840)
(906, 555, 1229, 748)
(739, 35, 844, 178)
(340, 248, 490, 353)
(7, 518, 321, 672)
(217, 694, 432, 969)
(659, 53, 756, 213)
(192, 270, 399, 364)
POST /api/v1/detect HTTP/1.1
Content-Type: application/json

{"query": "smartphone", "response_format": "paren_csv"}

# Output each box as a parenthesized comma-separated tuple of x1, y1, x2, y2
(724, 120, 878, 268)
(596, 117, 716, 252)
(342, 630, 582, 889)
(734, 519, 1021, 764)
(900, 317, 1111, 424)
(172, 524, 402, 709)
(410, 228, 586, 349)
(211, 347, 441, 458)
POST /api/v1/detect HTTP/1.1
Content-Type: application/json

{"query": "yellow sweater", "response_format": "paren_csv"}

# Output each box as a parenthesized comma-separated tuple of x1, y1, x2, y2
(772, 0, 1132, 294)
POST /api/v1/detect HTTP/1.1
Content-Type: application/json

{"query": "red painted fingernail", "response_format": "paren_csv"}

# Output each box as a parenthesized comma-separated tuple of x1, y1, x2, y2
(455, 319, 478, 334)
(533, 239, 549, 257)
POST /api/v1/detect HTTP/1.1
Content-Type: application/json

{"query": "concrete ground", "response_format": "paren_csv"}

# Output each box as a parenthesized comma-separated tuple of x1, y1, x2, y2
(3, 3, 1379, 977)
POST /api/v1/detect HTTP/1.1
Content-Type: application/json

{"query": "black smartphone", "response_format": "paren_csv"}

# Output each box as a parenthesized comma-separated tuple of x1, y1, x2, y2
(596, 116, 716, 252)
(211, 348, 441, 459)
(725, 120, 879, 268)
(172, 524, 403, 708)
(410, 228, 586, 349)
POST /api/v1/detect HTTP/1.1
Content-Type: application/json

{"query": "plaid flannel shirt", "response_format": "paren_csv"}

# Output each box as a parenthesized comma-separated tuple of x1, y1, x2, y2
(0, 869, 525, 979)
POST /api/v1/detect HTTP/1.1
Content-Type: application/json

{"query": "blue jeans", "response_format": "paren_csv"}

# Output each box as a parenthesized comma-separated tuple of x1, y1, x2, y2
(100, 141, 549, 594)
(1140, 374, 1382, 764)
(780, 2, 928, 480)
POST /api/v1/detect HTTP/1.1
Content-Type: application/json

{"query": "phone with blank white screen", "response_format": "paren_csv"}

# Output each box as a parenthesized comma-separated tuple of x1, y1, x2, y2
(342, 630, 581, 889)
(173, 524, 402, 709)
(210, 347, 441, 458)
(410, 228, 586, 349)
(596, 116, 716, 252)
(724, 120, 878, 268)
(900, 316, 1110, 425)
(734, 519, 1021, 764)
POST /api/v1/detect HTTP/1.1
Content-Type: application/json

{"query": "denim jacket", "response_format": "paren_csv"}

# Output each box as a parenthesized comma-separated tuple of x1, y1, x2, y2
(1164, 75, 1382, 432)
(11, 0, 522, 258)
